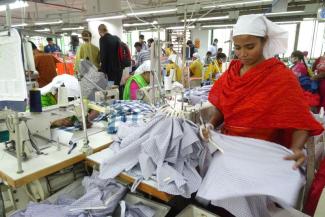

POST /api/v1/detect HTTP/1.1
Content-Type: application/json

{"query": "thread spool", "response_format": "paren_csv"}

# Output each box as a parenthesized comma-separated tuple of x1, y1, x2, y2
(170, 68, 176, 81)
(58, 85, 69, 107)
(164, 76, 172, 91)
(29, 90, 42, 112)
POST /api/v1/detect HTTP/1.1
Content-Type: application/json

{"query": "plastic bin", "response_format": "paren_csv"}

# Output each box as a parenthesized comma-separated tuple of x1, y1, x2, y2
(113, 193, 170, 217)
(57, 62, 74, 75)
(176, 205, 220, 217)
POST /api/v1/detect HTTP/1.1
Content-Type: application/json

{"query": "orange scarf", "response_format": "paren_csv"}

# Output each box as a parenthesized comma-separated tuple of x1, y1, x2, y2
(209, 58, 323, 147)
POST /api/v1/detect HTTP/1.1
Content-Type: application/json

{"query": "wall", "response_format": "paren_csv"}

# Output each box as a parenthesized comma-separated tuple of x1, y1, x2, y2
(86, 0, 122, 48)
(88, 20, 123, 48)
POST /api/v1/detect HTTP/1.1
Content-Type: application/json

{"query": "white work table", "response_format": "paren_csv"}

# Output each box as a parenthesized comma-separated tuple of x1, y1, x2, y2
(0, 130, 113, 188)
(86, 147, 173, 202)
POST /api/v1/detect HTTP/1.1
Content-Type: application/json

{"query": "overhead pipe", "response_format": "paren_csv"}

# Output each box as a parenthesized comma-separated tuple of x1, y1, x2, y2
(26, 0, 85, 12)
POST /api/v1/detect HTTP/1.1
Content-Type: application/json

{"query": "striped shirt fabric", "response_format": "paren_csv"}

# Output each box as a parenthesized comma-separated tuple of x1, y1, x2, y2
(137, 50, 150, 67)
(99, 114, 211, 198)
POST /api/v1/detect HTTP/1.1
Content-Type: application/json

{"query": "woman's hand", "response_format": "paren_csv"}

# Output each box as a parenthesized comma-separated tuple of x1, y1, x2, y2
(284, 148, 306, 170)
(311, 75, 320, 80)
(199, 123, 214, 142)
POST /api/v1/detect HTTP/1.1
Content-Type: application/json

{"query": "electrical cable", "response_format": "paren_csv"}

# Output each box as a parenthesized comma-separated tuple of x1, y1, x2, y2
(185, 0, 198, 27)
(126, 0, 158, 29)
(186, 5, 218, 28)
(25, 122, 42, 155)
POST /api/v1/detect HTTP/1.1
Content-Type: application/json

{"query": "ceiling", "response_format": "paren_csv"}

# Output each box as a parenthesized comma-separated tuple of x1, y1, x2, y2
(0, 0, 322, 33)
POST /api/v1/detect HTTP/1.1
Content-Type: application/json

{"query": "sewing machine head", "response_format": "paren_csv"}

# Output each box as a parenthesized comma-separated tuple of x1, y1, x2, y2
(94, 86, 119, 103)
(25, 102, 77, 145)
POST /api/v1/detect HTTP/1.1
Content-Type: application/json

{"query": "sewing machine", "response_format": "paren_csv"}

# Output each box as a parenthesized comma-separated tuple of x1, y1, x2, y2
(1, 101, 79, 163)
(94, 85, 119, 103)
(25, 102, 78, 147)
(0, 100, 113, 212)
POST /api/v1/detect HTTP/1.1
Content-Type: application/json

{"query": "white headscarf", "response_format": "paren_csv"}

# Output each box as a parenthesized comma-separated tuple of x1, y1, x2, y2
(193, 52, 200, 59)
(135, 60, 151, 75)
(233, 14, 288, 59)
(40, 74, 80, 97)
(168, 54, 183, 68)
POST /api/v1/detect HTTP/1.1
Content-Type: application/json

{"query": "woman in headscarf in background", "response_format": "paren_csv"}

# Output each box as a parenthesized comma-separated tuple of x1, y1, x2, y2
(312, 52, 325, 110)
(123, 60, 151, 100)
(166, 54, 182, 82)
(203, 14, 323, 168)
(189, 52, 203, 78)
(74, 30, 100, 72)
(290, 51, 320, 113)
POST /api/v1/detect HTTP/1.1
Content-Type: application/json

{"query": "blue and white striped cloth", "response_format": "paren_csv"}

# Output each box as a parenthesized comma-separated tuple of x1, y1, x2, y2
(100, 114, 211, 198)
(184, 85, 212, 105)
(95, 100, 154, 134)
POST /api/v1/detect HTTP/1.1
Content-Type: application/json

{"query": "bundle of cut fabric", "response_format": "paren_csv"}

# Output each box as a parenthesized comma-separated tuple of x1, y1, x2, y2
(196, 132, 305, 217)
(92, 100, 155, 134)
(184, 85, 212, 105)
(10, 172, 156, 217)
(99, 114, 211, 198)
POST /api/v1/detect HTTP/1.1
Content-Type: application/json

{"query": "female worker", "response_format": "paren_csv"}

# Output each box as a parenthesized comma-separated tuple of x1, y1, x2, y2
(215, 52, 227, 73)
(166, 54, 182, 82)
(189, 53, 203, 78)
(290, 51, 320, 112)
(203, 53, 226, 81)
(75, 30, 100, 72)
(123, 60, 150, 100)
(312, 52, 325, 110)
(290, 51, 309, 78)
(203, 14, 323, 169)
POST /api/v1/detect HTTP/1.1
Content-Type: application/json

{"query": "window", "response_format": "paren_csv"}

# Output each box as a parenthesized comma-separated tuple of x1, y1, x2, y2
(123, 29, 166, 55)
(169, 29, 191, 54)
(140, 30, 165, 42)
(312, 22, 325, 58)
(277, 24, 296, 57)
(212, 28, 232, 57)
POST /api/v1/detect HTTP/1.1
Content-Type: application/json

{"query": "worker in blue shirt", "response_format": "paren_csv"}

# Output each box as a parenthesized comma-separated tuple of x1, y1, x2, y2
(44, 37, 61, 53)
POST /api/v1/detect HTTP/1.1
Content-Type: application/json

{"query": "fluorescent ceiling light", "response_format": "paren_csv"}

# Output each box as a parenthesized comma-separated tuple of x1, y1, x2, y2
(86, 15, 126, 22)
(203, 0, 272, 9)
(61, 26, 84, 30)
(303, 18, 316, 21)
(265, 11, 304, 16)
(202, 24, 234, 28)
(166, 25, 195, 30)
(0, 1, 29, 12)
(127, 8, 177, 16)
(35, 28, 50, 32)
(181, 15, 229, 22)
(12, 23, 28, 27)
(123, 21, 157, 27)
(275, 21, 301, 24)
(35, 20, 63, 25)
(71, 32, 81, 36)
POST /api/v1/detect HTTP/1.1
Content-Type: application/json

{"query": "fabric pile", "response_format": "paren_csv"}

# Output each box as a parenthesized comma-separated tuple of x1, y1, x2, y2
(184, 85, 212, 105)
(11, 172, 156, 217)
(93, 100, 155, 134)
(99, 114, 211, 198)
(196, 132, 305, 217)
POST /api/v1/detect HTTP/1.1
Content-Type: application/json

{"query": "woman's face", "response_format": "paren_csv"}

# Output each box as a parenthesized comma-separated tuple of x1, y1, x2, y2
(142, 71, 151, 83)
(290, 56, 299, 64)
(233, 35, 265, 66)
